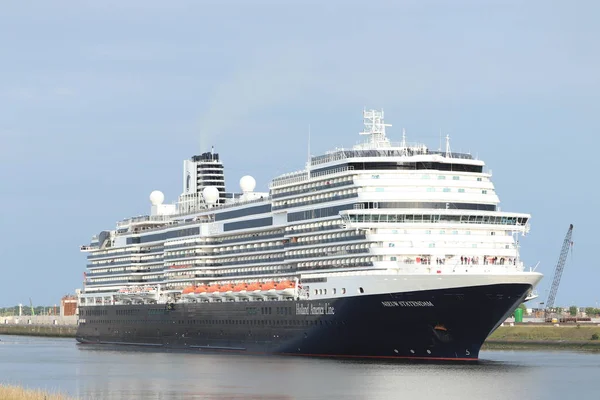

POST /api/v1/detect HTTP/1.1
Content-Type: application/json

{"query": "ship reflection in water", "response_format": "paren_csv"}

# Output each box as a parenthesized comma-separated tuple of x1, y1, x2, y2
(1, 336, 600, 400)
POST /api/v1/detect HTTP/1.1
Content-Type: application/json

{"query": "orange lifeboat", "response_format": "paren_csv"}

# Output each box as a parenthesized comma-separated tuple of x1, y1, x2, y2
(194, 285, 208, 298)
(233, 283, 248, 292)
(182, 286, 195, 295)
(276, 280, 296, 296)
(220, 284, 235, 298)
(247, 282, 263, 298)
(261, 281, 277, 297)
(233, 283, 249, 298)
(207, 284, 221, 297)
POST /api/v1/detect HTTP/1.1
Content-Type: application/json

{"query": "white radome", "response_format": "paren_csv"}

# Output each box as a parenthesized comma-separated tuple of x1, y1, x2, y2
(202, 186, 220, 205)
(239, 175, 256, 193)
(149, 190, 165, 206)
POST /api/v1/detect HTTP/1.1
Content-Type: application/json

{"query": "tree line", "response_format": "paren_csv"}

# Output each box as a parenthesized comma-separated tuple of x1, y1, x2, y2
(0, 306, 61, 316)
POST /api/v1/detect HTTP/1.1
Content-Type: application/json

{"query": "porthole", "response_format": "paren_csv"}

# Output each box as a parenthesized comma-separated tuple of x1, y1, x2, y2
(359, 287, 364, 294)
(342, 288, 346, 294)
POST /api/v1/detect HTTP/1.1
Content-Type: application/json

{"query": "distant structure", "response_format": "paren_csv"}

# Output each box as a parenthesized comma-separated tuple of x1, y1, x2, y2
(545, 224, 574, 309)
(61, 295, 77, 316)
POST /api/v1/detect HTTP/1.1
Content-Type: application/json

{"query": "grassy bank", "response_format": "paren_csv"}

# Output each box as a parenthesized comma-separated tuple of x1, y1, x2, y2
(0, 325, 76, 338)
(483, 325, 600, 352)
(0, 384, 76, 400)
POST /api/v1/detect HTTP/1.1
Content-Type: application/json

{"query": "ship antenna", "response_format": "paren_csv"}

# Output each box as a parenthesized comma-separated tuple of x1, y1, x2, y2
(445, 134, 452, 158)
(359, 109, 391, 148)
(401, 128, 407, 155)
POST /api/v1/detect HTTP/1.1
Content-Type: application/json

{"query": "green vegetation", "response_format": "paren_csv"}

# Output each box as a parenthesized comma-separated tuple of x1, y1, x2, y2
(585, 308, 600, 317)
(490, 325, 600, 341)
(569, 305, 578, 316)
(518, 303, 528, 315)
(0, 306, 61, 317)
(0, 384, 76, 400)
(484, 325, 600, 352)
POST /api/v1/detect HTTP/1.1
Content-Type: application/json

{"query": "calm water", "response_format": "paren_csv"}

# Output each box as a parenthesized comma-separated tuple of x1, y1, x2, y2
(1, 335, 599, 400)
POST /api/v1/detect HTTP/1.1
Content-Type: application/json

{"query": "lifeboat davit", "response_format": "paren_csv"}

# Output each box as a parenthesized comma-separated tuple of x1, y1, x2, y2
(129, 286, 143, 299)
(276, 280, 296, 297)
(140, 286, 158, 299)
(233, 283, 249, 298)
(116, 288, 130, 300)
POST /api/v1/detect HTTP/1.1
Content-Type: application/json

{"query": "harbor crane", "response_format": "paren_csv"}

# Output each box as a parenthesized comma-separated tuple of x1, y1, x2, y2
(545, 224, 574, 311)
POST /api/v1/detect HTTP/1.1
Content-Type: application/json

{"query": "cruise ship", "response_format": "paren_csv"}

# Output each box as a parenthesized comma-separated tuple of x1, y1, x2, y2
(76, 109, 542, 361)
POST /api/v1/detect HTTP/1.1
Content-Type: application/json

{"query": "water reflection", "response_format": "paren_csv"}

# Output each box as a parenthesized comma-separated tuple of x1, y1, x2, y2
(1, 335, 599, 400)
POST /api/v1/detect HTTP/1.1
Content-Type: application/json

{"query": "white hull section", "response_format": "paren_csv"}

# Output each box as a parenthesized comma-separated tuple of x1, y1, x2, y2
(304, 270, 543, 301)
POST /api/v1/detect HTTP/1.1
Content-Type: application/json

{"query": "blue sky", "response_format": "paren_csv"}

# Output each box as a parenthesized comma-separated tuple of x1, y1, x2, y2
(1, 1, 598, 307)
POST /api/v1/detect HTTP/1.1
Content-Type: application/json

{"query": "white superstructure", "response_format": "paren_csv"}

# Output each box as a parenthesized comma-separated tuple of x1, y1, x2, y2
(79, 109, 541, 307)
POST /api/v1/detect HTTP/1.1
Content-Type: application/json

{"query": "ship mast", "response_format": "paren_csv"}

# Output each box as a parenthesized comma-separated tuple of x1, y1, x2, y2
(359, 109, 391, 148)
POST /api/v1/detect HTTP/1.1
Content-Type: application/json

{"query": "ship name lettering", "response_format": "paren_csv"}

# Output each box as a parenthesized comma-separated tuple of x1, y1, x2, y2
(296, 304, 310, 315)
(381, 301, 434, 307)
(296, 303, 336, 315)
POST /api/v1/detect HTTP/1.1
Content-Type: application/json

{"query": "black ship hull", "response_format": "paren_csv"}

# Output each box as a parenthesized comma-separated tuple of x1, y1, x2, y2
(76, 283, 531, 361)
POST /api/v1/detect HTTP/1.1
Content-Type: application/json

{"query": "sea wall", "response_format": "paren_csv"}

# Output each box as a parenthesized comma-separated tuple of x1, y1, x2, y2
(0, 316, 77, 337)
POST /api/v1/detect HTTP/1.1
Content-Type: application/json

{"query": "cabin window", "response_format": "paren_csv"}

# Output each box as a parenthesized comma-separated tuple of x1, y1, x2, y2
(359, 287, 364, 294)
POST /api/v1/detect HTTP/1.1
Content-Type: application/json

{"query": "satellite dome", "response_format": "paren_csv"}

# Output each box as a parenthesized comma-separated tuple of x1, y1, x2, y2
(239, 175, 256, 193)
(149, 190, 165, 206)
(202, 186, 220, 205)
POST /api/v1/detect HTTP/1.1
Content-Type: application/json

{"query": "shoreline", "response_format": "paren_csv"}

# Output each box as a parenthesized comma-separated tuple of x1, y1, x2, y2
(2, 324, 600, 352)
(482, 339, 600, 352)
(0, 325, 76, 338)
(0, 384, 75, 400)
(483, 325, 600, 352)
